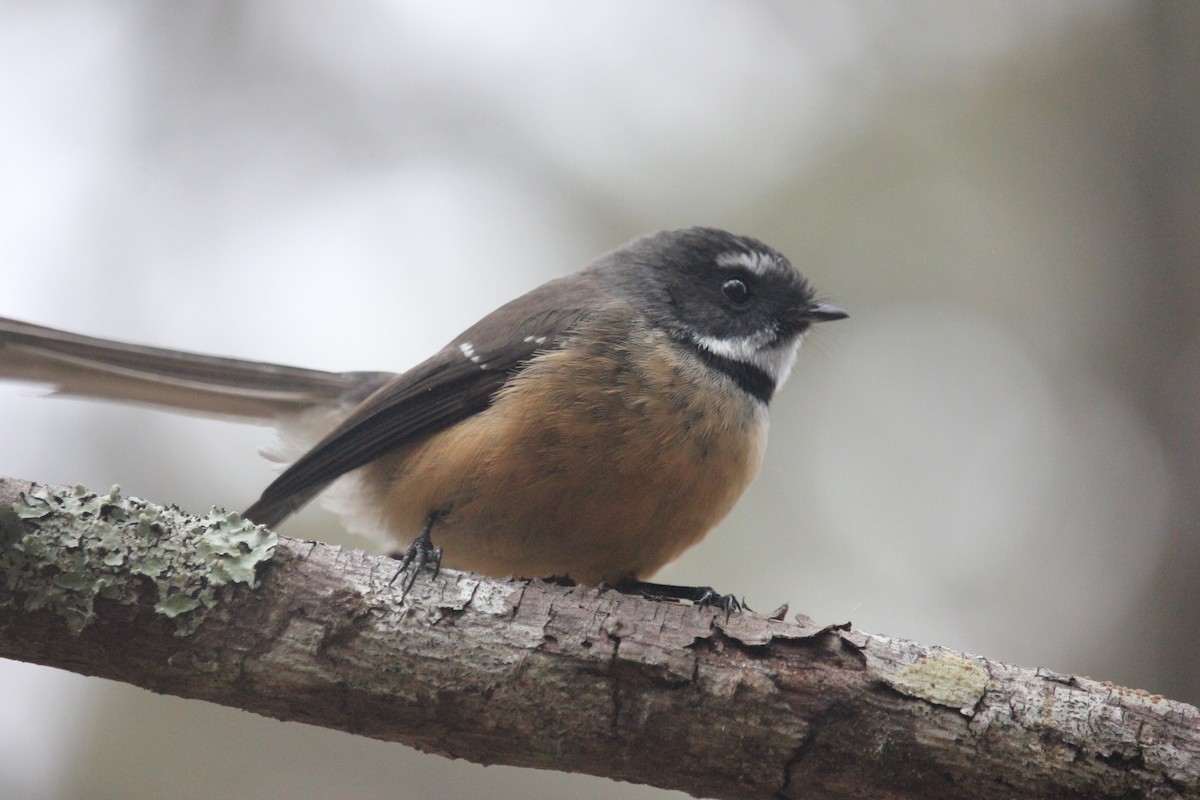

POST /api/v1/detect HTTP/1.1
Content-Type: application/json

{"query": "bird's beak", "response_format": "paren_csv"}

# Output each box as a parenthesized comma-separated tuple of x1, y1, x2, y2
(808, 303, 849, 322)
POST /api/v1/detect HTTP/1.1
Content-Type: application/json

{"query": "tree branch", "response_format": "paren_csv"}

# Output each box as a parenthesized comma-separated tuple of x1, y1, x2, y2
(0, 478, 1196, 799)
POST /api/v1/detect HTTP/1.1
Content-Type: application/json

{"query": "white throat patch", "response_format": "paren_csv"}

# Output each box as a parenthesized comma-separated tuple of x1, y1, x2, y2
(692, 331, 804, 392)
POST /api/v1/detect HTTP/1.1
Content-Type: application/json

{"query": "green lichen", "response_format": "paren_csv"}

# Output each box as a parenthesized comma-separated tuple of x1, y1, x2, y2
(0, 484, 277, 635)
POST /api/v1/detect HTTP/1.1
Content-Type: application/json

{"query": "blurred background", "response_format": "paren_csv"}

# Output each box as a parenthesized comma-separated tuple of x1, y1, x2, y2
(1, 2, 1197, 798)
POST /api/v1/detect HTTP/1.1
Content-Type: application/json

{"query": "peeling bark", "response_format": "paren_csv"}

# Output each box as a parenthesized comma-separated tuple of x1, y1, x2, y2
(0, 478, 1197, 799)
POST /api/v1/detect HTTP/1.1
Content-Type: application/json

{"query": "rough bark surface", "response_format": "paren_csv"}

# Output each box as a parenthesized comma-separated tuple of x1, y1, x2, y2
(0, 477, 1196, 799)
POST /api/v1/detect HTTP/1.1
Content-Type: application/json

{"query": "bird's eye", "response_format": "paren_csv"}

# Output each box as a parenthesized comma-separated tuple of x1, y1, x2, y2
(721, 278, 751, 304)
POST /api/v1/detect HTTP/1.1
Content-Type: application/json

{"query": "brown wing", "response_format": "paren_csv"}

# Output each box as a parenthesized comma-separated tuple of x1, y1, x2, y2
(242, 273, 602, 527)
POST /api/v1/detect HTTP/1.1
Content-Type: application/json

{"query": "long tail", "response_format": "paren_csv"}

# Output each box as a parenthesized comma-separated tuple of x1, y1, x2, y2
(0, 316, 393, 421)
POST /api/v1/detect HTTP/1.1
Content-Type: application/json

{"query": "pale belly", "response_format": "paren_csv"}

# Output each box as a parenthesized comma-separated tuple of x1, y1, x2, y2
(360, 331, 768, 585)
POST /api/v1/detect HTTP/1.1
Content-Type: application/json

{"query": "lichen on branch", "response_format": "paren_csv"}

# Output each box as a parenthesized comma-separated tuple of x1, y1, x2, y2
(0, 484, 275, 634)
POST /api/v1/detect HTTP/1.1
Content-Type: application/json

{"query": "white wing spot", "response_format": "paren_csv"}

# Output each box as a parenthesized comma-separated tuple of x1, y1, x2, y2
(460, 341, 485, 367)
(523, 335, 548, 345)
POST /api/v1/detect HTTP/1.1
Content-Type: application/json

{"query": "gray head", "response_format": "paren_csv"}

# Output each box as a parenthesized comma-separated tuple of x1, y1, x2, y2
(597, 227, 846, 402)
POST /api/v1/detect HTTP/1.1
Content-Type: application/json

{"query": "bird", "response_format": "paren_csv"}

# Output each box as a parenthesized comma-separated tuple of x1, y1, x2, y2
(0, 227, 846, 605)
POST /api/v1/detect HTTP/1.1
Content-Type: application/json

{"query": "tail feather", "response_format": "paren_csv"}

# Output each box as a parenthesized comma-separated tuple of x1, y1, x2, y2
(0, 316, 393, 421)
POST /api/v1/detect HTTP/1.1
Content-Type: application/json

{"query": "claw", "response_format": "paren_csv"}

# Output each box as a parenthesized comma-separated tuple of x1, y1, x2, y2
(391, 512, 443, 599)
(692, 587, 742, 614)
(614, 579, 746, 615)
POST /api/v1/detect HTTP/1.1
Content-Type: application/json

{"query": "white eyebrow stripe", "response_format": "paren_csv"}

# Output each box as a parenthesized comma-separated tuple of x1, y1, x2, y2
(716, 250, 775, 276)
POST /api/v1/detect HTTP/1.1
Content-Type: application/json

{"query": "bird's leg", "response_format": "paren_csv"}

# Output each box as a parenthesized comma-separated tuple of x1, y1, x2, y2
(390, 511, 444, 599)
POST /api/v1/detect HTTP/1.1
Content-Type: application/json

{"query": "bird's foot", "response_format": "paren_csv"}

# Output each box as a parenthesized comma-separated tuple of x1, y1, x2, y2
(390, 513, 443, 599)
(613, 579, 745, 614)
